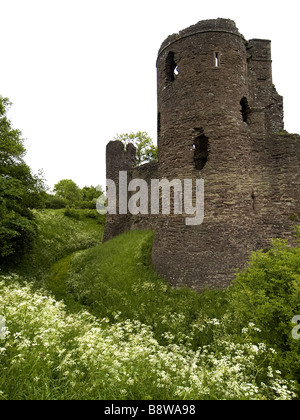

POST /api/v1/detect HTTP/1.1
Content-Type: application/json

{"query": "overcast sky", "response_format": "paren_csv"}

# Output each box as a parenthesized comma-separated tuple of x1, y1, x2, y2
(0, 0, 299, 190)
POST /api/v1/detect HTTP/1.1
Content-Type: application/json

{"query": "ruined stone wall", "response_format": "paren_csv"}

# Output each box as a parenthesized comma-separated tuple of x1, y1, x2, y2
(104, 18, 299, 292)
(247, 39, 284, 133)
(103, 141, 158, 242)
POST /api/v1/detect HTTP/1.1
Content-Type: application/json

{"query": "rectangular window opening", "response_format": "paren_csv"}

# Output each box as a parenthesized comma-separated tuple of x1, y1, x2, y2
(215, 52, 220, 67)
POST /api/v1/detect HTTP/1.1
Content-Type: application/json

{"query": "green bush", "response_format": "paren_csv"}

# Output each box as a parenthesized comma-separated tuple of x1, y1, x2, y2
(64, 206, 82, 220)
(6, 210, 104, 284)
(82, 209, 97, 219)
(45, 195, 68, 209)
(74, 200, 96, 210)
(228, 238, 300, 381)
(96, 214, 106, 226)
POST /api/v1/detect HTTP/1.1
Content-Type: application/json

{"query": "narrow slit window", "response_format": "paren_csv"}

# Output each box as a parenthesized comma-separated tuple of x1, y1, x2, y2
(157, 112, 161, 140)
(215, 52, 220, 67)
(193, 132, 209, 170)
(240, 97, 251, 124)
(165, 52, 178, 83)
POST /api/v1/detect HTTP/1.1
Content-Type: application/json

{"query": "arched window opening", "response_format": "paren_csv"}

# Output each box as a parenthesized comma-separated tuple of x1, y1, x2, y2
(193, 132, 209, 170)
(240, 97, 251, 124)
(215, 52, 220, 67)
(165, 51, 178, 82)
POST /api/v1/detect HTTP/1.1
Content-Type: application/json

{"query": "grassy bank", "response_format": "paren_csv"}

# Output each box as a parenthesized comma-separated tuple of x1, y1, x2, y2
(0, 210, 299, 400)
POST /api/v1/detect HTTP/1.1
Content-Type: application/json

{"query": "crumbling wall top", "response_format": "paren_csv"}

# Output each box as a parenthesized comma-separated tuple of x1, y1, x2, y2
(158, 18, 244, 58)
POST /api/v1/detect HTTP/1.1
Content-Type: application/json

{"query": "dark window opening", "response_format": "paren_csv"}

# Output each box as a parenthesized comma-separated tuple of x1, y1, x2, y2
(251, 190, 256, 210)
(240, 97, 251, 124)
(157, 112, 161, 139)
(215, 52, 220, 67)
(193, 131, 209, 170)
(165, 51, 178, 82)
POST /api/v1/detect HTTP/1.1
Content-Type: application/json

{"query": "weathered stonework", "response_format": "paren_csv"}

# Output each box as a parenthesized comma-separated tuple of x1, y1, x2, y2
(104, 18, 300, 291)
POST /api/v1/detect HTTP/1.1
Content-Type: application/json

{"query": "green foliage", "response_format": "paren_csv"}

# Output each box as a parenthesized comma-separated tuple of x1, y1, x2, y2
(45, 194, 68, 209)
(0, 97, 26, 166)
(66, 230, 227, 347)
(0, 278, 296, 400)
(7, 210, 104, 284)
(228, 238, 300, 380)
(81, 185, 100, 202)
(114, 131, 157, 165)
(0, 96, 47, 261)
(0, 210, 299, 400)
(63, 207, 106, 224)
(50, 181, 103, 210)
(64, 206, 82, 220)
(53, 179, 82, 203)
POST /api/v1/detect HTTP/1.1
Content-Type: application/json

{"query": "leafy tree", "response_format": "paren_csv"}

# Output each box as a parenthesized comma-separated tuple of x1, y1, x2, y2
(53, 179, 82, 203)
(81, 185, 102, 202)
(50, 181, 103, 209)
(114, 131, 157, 165)
(0, 96, 46, 260)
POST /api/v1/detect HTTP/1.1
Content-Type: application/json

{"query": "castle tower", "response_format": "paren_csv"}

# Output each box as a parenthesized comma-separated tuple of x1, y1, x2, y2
(104, 18, 299, 292)
(156, 18, 250, 179)
(151, 18, 290, 290)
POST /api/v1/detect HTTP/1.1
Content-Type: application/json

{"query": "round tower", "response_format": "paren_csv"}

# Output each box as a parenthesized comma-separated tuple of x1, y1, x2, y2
(152, 19, 260, 290)
(156, 18, 249, 178)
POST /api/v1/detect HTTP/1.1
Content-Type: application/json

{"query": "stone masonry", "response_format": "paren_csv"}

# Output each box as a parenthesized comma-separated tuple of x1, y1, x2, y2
(103, 18, 300, 291)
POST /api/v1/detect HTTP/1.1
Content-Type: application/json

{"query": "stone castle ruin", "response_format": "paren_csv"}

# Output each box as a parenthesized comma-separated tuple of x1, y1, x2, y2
(104, 18, 300, 291)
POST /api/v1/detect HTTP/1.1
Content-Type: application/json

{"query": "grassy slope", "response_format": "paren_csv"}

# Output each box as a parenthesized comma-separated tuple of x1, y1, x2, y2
(1, 209, 104, 289)
(0, 209, 298, 399)
(2, 209, 227, 345)
(63, 230, 228, 346)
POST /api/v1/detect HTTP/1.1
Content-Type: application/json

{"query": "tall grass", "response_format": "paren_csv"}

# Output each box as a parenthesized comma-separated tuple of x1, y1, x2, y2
(66, 230, 228, 347)
(0, 210, 299, 400)
(1, 209, 104, 284)
(0, 278, 296, 400)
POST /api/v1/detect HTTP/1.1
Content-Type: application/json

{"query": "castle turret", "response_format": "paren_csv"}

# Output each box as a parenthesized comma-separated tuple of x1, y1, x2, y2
(151, 18, 295, 291)
(104, 18, 299, 292)
(156, 19, 250, 179)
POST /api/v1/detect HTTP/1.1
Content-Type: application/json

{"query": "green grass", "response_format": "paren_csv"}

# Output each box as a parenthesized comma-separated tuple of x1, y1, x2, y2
(48, 255, 83, 313)
(2, 209, 104, 284)
(66, 230, 228, 346)
(0, 277, 296, 400)
(0, 209, 299, 400)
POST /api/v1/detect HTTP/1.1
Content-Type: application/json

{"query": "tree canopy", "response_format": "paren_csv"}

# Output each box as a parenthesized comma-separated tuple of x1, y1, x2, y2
(0, 96, 47, 260)
(114, 131, 157, 166)
(53, 179, 82, 203)
(48, 180, 103, 210)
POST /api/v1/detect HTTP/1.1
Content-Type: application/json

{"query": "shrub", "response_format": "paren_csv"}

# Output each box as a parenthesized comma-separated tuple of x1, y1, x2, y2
(228, 238, 300, 382)
(74, 200, 96, 210)
(45, 195, 68, 209)
(64, 206, 82, 220)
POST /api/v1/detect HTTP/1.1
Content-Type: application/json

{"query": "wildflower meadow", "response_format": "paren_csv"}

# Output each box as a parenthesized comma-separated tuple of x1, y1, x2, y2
(0, 278, 297, 400)
(0, 210, 299, 400)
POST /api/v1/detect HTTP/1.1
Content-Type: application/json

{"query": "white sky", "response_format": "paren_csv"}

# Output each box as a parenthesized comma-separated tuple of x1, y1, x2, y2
(0, 0, 299, 190)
